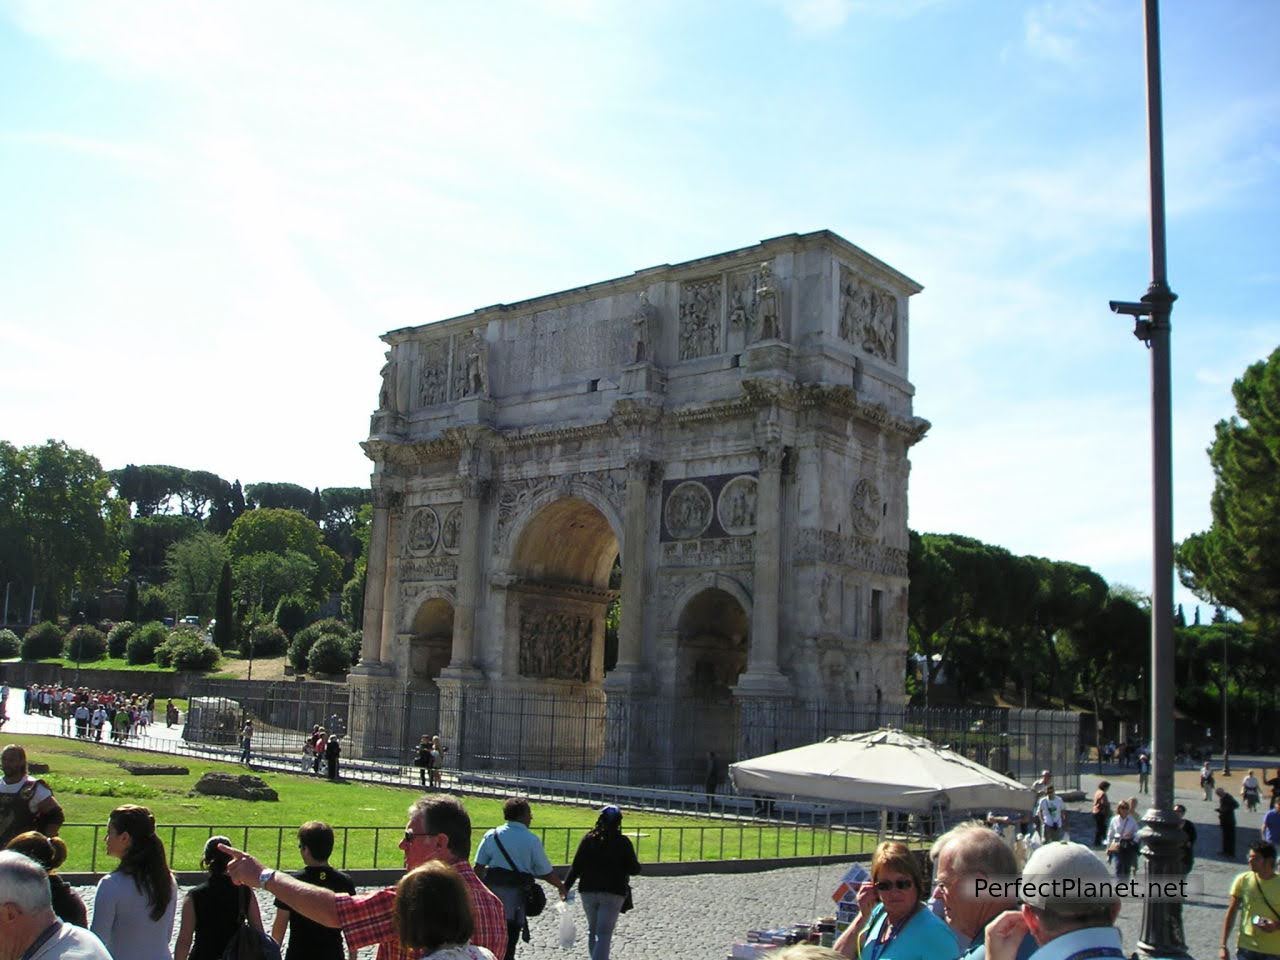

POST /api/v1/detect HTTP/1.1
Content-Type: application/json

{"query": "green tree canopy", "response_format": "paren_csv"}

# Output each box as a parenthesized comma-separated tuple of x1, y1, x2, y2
(244, 482, 313, 513)
(226, 508, 341, 603)
(0, 440, 128, 611)
(1178, 347, 1280, 626)
(164, 531, 229, 620)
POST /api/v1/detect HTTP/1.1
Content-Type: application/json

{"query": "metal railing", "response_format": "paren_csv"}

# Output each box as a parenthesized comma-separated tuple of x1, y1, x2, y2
(59, 817, 892, 874)
(184, 680, 1081, 789)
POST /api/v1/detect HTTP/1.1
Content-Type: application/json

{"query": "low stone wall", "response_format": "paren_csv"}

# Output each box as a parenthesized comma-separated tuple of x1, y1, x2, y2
(0, 661, 197, 697)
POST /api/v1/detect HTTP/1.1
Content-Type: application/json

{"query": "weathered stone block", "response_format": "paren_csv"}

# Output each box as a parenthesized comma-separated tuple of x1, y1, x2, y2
(192, 772, 278, 802)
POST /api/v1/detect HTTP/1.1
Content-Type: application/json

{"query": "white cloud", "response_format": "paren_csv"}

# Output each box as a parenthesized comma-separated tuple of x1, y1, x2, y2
(1023, 0, 1108, 66)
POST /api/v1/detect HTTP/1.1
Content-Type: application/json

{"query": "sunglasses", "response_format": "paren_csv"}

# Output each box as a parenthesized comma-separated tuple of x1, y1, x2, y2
(874, 879, 915, 892)
(403, 830, 434, 843)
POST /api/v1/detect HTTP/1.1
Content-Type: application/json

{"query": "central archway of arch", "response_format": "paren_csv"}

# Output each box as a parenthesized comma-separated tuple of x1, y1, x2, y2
(499, 495, 620, 775)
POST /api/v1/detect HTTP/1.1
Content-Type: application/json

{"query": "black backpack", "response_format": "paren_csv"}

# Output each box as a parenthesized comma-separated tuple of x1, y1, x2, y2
(221, 888, 281, 960)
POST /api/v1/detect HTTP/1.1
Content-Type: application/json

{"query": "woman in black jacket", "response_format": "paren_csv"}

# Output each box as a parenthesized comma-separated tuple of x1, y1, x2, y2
(563, 806, 640, 960)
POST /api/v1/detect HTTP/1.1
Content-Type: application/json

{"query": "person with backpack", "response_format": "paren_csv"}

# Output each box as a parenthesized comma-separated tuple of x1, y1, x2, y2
(174, 836, 265, 960)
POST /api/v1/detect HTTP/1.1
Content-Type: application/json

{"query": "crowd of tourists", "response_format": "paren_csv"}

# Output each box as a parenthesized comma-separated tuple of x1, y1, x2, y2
(1, 682, 182, 741)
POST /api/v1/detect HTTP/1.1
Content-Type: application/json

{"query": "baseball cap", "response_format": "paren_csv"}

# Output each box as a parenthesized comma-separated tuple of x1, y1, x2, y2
(599, 805, 622, 824)
(1020, 841, 1116, 916)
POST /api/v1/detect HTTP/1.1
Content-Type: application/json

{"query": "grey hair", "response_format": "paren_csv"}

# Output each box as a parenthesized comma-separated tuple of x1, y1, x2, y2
(0, 851, 53, 913)
(938, 820, 1017, 880)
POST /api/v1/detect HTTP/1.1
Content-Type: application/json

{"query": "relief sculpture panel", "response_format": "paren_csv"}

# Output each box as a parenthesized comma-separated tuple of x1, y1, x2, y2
(664, 481, 713, 540)
(406, 507, 440, 556)
(717, 475, 758, 535)
(417, 339, 450, 408)
(678, 277, 721, 360)
(838, 265, 898, 363)
(518, 606, 592, 682)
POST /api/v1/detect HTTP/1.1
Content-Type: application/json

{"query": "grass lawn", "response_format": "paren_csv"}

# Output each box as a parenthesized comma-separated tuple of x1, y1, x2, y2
(13, 735, 879, 872)
(27, 656, 175, 673)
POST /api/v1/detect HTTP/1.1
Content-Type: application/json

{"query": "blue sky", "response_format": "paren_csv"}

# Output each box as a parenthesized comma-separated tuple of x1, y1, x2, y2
(1, 0, 1277, 614)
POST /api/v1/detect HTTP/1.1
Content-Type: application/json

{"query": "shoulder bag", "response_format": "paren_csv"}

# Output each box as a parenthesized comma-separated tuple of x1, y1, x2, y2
(493, 832, 547, 918)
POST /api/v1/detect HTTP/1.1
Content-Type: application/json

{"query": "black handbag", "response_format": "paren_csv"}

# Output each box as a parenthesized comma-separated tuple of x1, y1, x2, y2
(493, 833, 547, 918)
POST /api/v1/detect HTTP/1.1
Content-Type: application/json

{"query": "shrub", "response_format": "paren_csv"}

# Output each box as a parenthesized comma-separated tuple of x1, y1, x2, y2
(126, 622, 168, 665)
(243, 623, 288, 658)
(107, 621, 136, 658)
(156, 629, 219, 671)
(21, 621, 65, 660)
(0, 628, 18, 657)
(288, 618, 349, 670)
(65, 625, 107, 662)
(273, 596, 311, 637)
(307, 632, 353, 675)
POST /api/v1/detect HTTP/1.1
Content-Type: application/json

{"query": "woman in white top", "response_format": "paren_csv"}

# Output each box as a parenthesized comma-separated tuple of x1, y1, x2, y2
(91, 804, 178, 960)
(1105, 799, 1140, 879)
(394, 861, 496, 960)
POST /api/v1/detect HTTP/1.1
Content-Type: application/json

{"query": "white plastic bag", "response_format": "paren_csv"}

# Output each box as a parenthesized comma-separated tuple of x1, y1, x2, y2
(557, 900, 576, 949)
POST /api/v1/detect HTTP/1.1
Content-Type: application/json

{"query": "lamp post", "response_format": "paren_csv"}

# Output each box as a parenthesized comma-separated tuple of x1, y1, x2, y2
(1109, 2, 1186, 957)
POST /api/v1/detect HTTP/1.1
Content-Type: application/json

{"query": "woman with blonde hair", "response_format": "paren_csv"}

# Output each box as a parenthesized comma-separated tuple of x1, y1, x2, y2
(91, 804, 178, 960)
(395, 861, 495, 960)
(833, 841, 959, 960)
(5, 830, 87, 926)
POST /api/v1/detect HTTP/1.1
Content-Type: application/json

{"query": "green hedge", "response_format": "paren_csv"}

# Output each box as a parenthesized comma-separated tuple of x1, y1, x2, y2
(21, 621, 65, 660)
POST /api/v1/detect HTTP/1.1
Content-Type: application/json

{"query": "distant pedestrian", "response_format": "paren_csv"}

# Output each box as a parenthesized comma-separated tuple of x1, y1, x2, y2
(430, 735, 446, 790)
(313, 728, 328, 775)
(1263, 797, 1280, 847)
(1137, 753, 1150, 794)
(416, 736, 433, 788)
(1173, 804, 1196, 874)
(1034, 786, 1066, 843)
(239, 720, 254, 764)
(1091, 781, 1112, 847)
(1105, 800, 1139, 879)
(1202, 761, 1217, 801)
(1218, 787, 1240, 858)
(704, 751, 722, 805)
(1243, 770, 1262, 812)
(325, 735, 341, 781)
(475, 796, 567, 960)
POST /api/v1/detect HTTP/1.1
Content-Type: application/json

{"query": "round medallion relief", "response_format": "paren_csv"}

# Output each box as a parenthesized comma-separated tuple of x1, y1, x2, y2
(440, 506, 461, 554)
(406, 507, 440, 555)
(664, 481, 714, 540)
(717, 475, 758, 536)
(850, 478, 882, 538)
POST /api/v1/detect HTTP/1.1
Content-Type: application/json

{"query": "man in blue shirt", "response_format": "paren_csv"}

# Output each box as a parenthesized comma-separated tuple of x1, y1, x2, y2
(1264, 797, 1280, 847)
(474, 797, 566, 960)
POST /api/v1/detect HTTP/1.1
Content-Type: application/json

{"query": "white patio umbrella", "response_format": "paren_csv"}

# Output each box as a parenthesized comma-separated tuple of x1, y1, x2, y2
(728, 728, 1034, 813)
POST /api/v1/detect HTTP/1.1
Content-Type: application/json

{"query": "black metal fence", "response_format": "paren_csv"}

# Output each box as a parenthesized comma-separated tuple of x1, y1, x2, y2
(184, 679, 1080, 790)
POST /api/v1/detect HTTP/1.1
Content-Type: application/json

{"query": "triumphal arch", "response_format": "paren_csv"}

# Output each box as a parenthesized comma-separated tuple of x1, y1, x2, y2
(350, 230, 929, 783)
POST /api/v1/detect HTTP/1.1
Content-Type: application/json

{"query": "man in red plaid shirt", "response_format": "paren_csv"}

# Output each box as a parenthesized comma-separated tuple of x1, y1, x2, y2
(220, 795, 506, 960)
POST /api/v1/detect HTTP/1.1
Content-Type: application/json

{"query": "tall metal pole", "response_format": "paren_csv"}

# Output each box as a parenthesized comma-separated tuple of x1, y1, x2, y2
(1109, 1, 1185, 956)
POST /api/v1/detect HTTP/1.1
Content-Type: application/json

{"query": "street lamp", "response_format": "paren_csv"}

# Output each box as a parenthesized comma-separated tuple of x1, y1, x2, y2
(1109, 2, 1186, 956)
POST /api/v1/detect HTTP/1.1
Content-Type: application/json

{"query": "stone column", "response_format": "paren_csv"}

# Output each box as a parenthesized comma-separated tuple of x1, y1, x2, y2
(442, 476, 488, 679)
(378, 504, 403, 664)
(607, 458, 654, 689)
(736, 438, 791, 696)
(358, 487, 394, 667)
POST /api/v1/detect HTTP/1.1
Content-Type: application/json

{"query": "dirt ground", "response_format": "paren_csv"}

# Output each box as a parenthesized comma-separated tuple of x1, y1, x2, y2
(214, 655, 290, 681)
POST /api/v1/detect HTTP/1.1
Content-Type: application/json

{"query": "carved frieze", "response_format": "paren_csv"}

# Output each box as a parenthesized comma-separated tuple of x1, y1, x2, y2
(728, 262, 781, 344)
(406, 507, 440, 556)
(838, 266, 898, 363)
(663, 481, 713, 540)
(399, 556, 459, 582)
(717, 475, 758, 535)
(417, 339, 450, 408)
(678, 277, 721, 360)
(660, 537, 755, 568)
(518, 606, 591, 682)
(850, 478, 883, 539)
(793, 528, 908, 578)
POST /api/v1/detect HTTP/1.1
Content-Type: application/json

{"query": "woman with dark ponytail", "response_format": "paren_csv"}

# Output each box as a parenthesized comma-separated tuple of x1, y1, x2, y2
(563, 806, 641, 960)
(174, 835, 264, 960)
(91, 804, 178, 959)
(6, 829, 88, 926)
